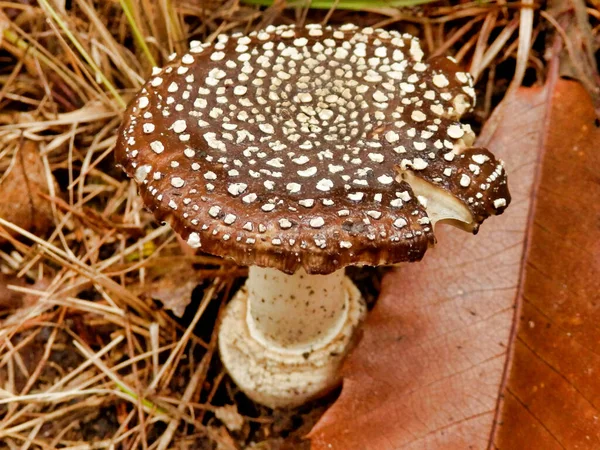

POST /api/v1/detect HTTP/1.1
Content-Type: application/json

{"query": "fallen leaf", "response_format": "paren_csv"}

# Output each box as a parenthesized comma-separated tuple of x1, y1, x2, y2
(0, 275, 52, 316)
(142, 260, 200, 317)
(0, 273, 25, 311)
(309, 75, 599, 448)
(0, 140, 55, 242)
(493, 81, 600, 448)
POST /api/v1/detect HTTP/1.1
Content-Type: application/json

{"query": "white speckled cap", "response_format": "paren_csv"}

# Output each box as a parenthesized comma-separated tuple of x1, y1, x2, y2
(115, 23, 510, 274)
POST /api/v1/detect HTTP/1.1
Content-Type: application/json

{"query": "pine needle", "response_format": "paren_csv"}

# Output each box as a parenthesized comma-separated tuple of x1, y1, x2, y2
(36, 0, 126, 109)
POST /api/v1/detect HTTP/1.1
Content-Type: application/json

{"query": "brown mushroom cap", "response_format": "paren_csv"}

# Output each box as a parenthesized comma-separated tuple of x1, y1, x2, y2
(115, 24, 510, 274)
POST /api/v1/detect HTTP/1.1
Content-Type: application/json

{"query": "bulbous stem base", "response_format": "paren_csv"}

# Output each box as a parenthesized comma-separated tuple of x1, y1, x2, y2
(218, 274, 366, 408)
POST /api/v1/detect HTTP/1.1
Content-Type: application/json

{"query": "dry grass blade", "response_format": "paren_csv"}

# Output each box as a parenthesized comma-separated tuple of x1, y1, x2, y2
(512, 0, 536, 91)
(35, 0, 126, 108)
(75, 0, 145, 88)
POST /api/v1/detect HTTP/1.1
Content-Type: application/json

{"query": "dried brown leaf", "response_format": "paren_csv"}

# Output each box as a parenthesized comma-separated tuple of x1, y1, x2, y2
(143, 260, 200, 317)
(0, 140, 55, 242)
(493, 80, 600, 449)
(0, 273, 25, 311)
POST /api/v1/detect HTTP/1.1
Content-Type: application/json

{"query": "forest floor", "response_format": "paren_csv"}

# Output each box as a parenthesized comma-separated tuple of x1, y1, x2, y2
(0, 0, 598, 448)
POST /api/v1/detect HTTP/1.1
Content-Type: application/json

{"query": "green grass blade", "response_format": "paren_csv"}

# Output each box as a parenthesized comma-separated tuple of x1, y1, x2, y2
(115, 382, 167, 414)
(242, 0, 437, 10)
(119, 0, 158, 68)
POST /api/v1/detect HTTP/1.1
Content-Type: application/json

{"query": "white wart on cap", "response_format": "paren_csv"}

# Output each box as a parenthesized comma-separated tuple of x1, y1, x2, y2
(115, 23, 510, 274)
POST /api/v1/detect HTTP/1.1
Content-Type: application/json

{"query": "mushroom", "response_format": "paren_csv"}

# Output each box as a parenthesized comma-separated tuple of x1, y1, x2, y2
(115, 23, 510, 408)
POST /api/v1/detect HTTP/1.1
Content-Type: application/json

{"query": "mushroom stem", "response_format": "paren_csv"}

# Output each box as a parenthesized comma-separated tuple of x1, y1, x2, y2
(246, 267, 348, 353)
(218, 271, 366, 408)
